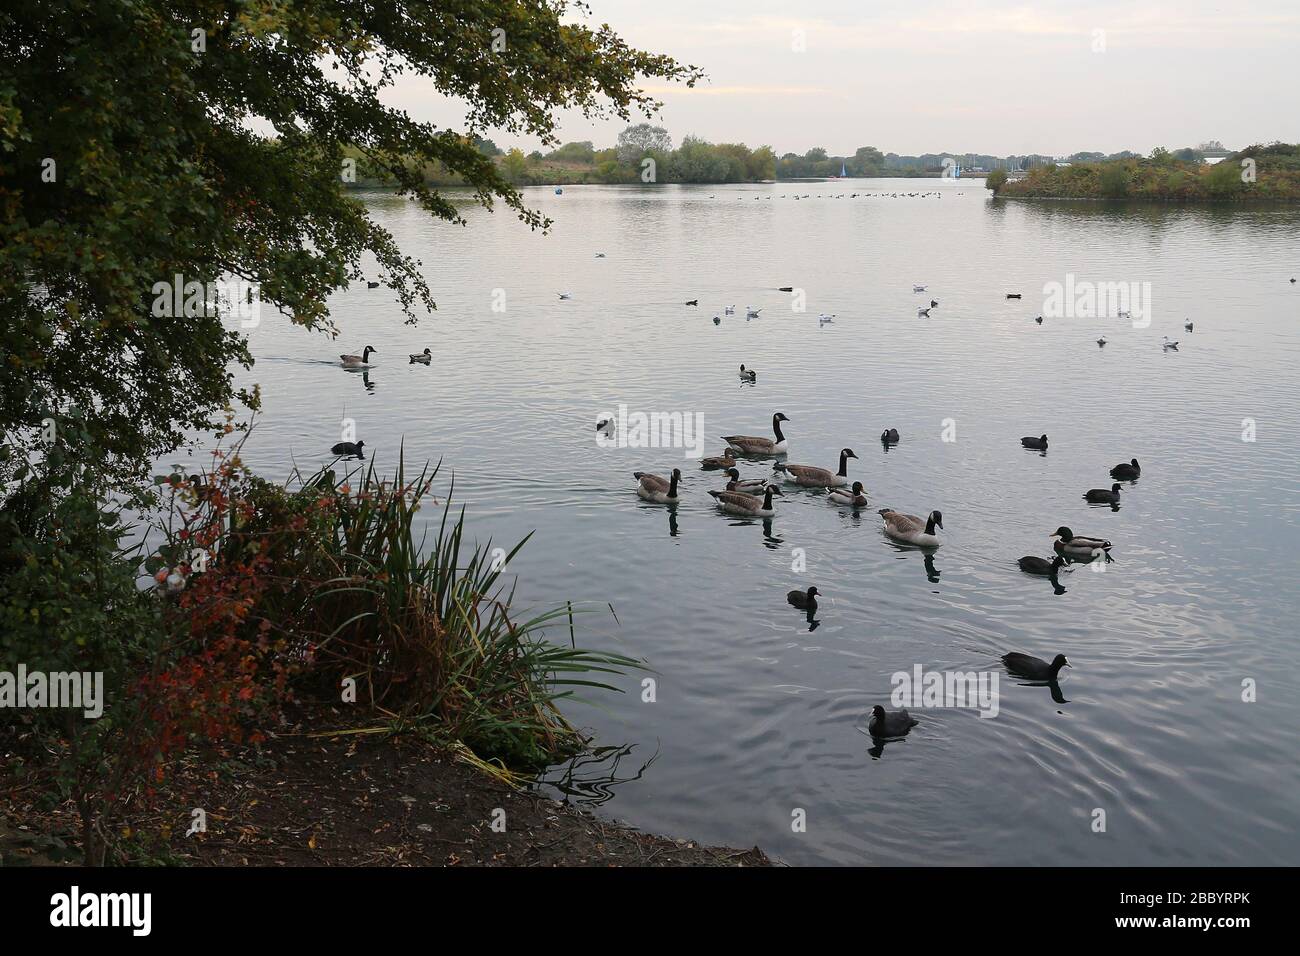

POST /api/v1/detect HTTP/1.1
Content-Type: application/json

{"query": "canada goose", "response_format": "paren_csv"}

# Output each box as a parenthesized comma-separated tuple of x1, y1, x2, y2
(774, 447, 857, 488)
(739, 364, 757, 382)
(1035, 315, 1043, 325)
(828, 481, 868, 507)
(634, 469, 681, 504)
(331, 440, 365, 458)
(880, 428, 900, 445)
(724, 467, 766, 493)
(366, 281, 380, 288)
(1084, 483, 1122, 504)
(1185, 319, 1193, 331)
(409, 348, 432, 363)
(709, 484, 783, 517)
(685, 299, 698, 306)
(699, 449, 736, 470)
(879, 509, 943, 547)
(1097, 335, 1107, 346)
(1006, 293, 1022, 299)
(1051, 527, 1112, 562)
(1162, 337, 1179, 350)
(1021, 434, 1048, 450)
(1001, 652, 1070, 681)
(1110, 458, 1141, 480)
(786, 586, 819, 611)
(340, 346, 376, 367)
(867, 704, 918, 738)
(722, 412, 789, 456)
(1018, 554, 1068, 576)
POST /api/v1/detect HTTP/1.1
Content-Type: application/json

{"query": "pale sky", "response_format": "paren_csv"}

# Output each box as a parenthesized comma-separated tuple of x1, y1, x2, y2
(382, 0, 1300, 158)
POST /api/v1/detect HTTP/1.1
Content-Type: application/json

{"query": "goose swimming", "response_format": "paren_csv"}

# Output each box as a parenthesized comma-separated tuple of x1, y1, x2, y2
(709, 483, 783, 517)
(786, 586, 819, 611)
(634, 469, 681, 504)
(340, 346, 376, 367)
(699, 449, 737, 470)
(739, 364, 757, 382)
(774, 447, 857, 488)
(880, 428, 900, 445)
(723, 467, 767, 493)
(1110, 458, 1141, 480)
(867, 705, 918, 738)
(409, 348, 432, 363)
(331, 440, 365, 458)
(1051, 526, 1112, 562)
(1084, 483, 1122, 504)
(1018, 554, 1068, 576)
(879, 509, 943, 547)
(1001, 652, 1070, 681)
(722, 412, 789, 456)
(827, 481, 869, 507)
(1020, 434, 1048, 451)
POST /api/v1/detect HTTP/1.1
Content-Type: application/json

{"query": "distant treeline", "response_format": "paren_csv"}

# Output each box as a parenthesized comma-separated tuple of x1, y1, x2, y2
(987, 143, 1300, 201)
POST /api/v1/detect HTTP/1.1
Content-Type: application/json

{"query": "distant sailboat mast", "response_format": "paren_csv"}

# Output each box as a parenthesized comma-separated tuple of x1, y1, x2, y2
(840, 160, 847, 177)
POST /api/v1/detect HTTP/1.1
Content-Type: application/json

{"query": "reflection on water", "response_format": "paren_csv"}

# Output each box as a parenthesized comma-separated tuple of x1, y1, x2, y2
(223, 181, 1300, 866)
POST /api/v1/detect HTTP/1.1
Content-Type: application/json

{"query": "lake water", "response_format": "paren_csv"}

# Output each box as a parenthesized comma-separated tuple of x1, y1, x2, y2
(227, 179, 1300, 866)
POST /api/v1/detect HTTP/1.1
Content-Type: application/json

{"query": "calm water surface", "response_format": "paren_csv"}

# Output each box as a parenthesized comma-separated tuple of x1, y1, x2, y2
(225, 180, 1300, 865)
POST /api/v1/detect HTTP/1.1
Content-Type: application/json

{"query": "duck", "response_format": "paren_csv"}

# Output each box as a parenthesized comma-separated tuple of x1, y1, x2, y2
(880, 428, 900, 445)
(1035, 315, 1043, 325)
(1185, 319, 1194, 332)
(1006, 293, 1022, 299)
(867, 704, 918, 738)
(879, 509, 943, 547)
(917, 307, 931, 317)
(930, 299, 938, 308)
(595, 252, 606, 258)
(713, 316, 721, 325)
(1018, 554, 1068, 576)
(366, 281, 380, 289)
(827, 481, 869, 507)
(699, 449, 736, 470)
(1097, 335, 1107, 346)
(634, 469, 681, 504)
(746, 307, 762, 317)
(1020, 434, 1048, 451)
(685, 299, 698, 306)
(773, 447, 857, 488)
(331, 440, 365, 458)
(1051, 527, 1112, 562)
(778, 286, 794, 292)
(1001, 652, 1070, 681)
(722, 412, 789, 456)
(723, 467, 767, 493)
(1162, 337, 1179, 351)
(724, 305, 736, 314)
(1084, 483, 1122, 504)
(557, 292, 572, 300)
(709, 483, 783, 517)
(1110, 458, 1141, 480)
(912, 285, 928, 293)
(786, 586, 819, 611)
(340, 345, 376, 367)
(409, 348, 432, 363)
(739, 364, 757, 382)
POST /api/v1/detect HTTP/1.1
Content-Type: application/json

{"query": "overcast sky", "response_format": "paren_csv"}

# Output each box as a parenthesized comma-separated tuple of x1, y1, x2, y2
(384, 0, 1300, 158)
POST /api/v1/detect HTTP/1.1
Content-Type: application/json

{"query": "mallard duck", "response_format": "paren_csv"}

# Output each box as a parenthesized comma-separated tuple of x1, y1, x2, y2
(1018, 554, 1067, 576)
(738, 364, 757, 382)
(1021, 434, 1048, 450)
(773, 447, 857, 488)
(634, 469, 681, 504)
(700, 449, 737, 470)
(331, 440, 365, 458)
(722, 412, 789, 456)
(409, 348, 432, 363)
(867, 705, 918, 738)
(708, 484, 782, 517)
(1084, 483, 1122, 504)
(786, 586, 819, 611)
(340, 345, 376, 367)
(1051, 527, 1112, 561)
(879, 509, 943, 547)
(880, 428, 900, 445)
(1001, 652, 1070, 681)
(723, 467, 766, 493)
(1110, 458, 1140, 480)
(827, 481, 868, 507)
